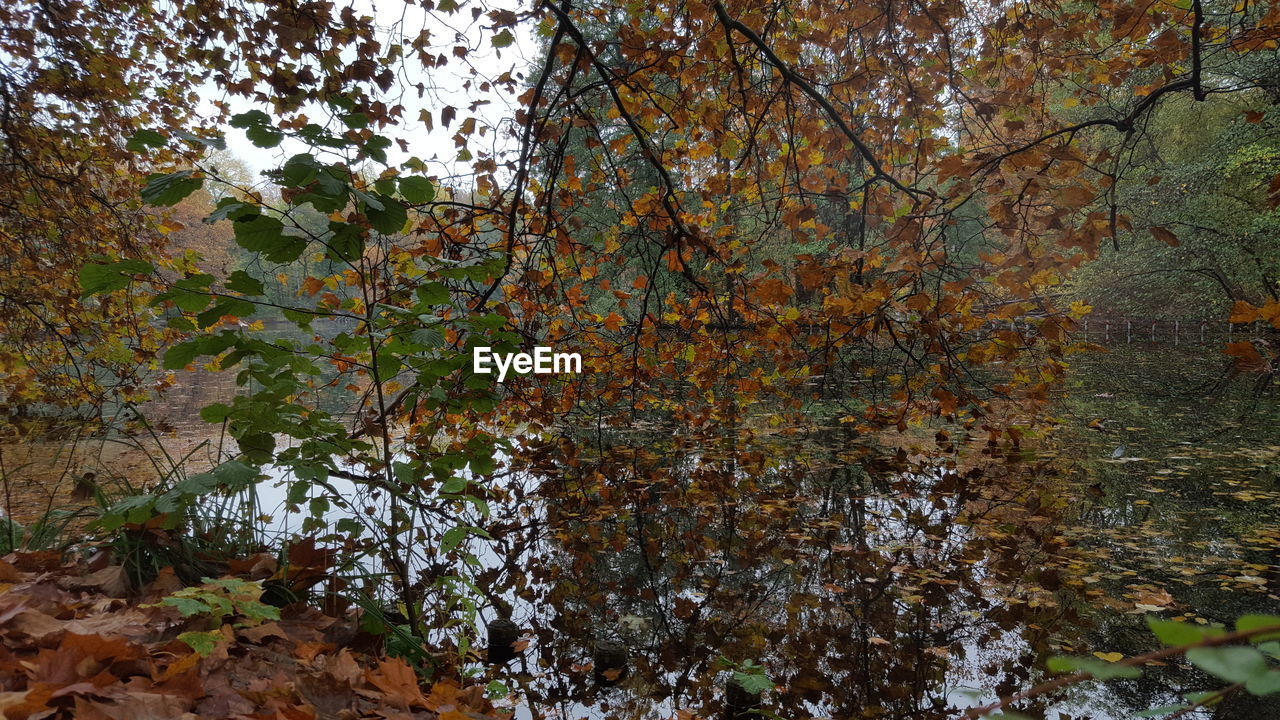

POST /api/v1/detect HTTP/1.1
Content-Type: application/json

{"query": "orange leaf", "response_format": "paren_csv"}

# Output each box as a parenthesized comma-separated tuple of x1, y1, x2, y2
(300, 276, 324, 296)
(755, 277, 793, 304)
(1229, 300, 1259, 324)
(365, 657, 427, 708)
(1257, 300, 1280, 328)
(1149, 226, 1179, 247)
(1224, 341, 1266, 373)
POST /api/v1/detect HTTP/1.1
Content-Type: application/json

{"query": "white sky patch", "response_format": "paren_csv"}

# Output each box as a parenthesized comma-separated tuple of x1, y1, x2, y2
(200, 0, 539, 192)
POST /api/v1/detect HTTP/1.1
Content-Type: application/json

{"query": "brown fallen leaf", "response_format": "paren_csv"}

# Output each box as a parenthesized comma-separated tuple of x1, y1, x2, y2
(237, 621, 288, 644)
(72, 692, 198, 720)
(8, 608, 65, 640)
(4, 551, 62, 573)
(58, 566, 128, 598)
(364, 657, 427, 709)
(0, 558, 23, 582)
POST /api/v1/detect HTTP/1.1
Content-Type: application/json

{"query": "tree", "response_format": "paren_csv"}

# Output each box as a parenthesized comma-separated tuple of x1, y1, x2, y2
(8, 0, 1280, 683)
(0, 0, 198, 422)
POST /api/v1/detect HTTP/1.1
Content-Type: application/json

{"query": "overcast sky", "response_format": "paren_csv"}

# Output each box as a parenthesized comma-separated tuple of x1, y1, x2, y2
(209, 0, 537, 192)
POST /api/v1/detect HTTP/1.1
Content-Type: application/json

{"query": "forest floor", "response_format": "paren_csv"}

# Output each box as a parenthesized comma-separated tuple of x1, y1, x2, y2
(0, 550, 497, 720)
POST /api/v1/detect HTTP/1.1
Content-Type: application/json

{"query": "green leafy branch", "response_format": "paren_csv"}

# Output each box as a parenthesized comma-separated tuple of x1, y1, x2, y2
(716, 656, 776, 695)
(148, 577, 281, 656)
(970, 615, 1280, 719)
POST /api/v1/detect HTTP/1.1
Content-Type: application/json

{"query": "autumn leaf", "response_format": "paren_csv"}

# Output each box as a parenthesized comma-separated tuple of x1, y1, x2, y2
(1149, 226, 1179, 247)
(1224, 341, 1267, 372)
(365, 658, 427, 708)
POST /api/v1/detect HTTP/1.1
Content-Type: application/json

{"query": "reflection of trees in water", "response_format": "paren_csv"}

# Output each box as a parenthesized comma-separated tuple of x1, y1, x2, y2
(483, 428, 1077, 720)
(148, 317, 361, 431)
(1050, 344, 1280, 718)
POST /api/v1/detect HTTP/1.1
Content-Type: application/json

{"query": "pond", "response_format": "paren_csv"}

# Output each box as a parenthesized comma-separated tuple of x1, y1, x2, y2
(14, 341, 1276, 719)
(445, 342, 1279, 720)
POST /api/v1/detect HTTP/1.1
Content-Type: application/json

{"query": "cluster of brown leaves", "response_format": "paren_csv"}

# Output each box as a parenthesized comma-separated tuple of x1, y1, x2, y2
(0, 552, 497, 720)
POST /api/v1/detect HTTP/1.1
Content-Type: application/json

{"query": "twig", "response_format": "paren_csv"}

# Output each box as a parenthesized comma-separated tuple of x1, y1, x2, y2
(962, 622, 1280, 718)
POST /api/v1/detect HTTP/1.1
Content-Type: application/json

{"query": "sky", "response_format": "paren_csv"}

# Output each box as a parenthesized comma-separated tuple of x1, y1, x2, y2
(208, 0, 539, 192)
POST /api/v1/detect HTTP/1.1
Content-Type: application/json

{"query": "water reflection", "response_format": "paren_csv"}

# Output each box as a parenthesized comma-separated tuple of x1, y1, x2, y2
(470, 429, 1076, 720)
(175, 342, 1279, 719)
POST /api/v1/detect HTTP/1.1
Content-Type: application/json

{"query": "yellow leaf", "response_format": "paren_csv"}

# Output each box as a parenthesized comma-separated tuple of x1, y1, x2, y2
(1093, 651, 1123, 662)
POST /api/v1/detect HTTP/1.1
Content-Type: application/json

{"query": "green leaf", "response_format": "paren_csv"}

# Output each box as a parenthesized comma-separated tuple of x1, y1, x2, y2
(399, 176, 436, 204)
(469, 312, 509, 330)
(1246, 670, 1280, 696)
(1148, 617, 1221, 646)
(281, 154, 322, 188)
(164, 596, 212, 617)
(125, 129, 166, 152)
(233, 214, 308, 262)
(469, 454, 496, 475)
(163, 340, 203, 370)
(237, 432, 276, 463)
(168, 275, 214, 311)
(172, 292, 211, 313)
(212, 460, 259, 489)
(485, 680, 508, 699)
(200, 403, 232, 423)
(326, 221, 366, 261)
(1183, 690, 1222, 705)
(353, 189, 384, 210)
(732, 669, 774, 695)
(287, 481, 310, 505)
(238, 599, 281, 623)
(1186, 646, 1271, 684)
(79, 259, 154, 297)
(364, 135, 392, 163)
(172, 129, 227, 150)
(141, 171, 202, 206)
(439, 477, 467, 494)
(1238, 615, 1280, 642)
(245, 122, 284, 147)
(283, 308, 316, 327)
(1045, 655, 1141, 680)
(374, 350, 402, 378)
(416, 282, 450, 306)
(206, 200, 250, 224)
(246, 124, 284, 148)
(178, 629, 222, 657)
(232, 213, 285, 250)
(366, 193, 407, 234)
(440, 526, 470, 553)
(492, 28, 515, 48)
(226, 270, 266, 296)
(230, 110, 271, 128)
(195, 298, 256, 329)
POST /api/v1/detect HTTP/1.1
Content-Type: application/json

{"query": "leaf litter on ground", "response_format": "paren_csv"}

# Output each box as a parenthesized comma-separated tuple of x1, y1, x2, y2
(0, 551, 499, 720)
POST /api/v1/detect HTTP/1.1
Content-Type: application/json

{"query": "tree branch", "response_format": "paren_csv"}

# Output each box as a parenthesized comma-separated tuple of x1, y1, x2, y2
(963, 622, 1280, 718)
(710, 1, 931, 201)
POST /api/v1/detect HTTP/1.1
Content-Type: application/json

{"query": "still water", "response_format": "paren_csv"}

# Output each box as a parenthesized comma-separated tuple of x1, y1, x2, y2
(207, 343, 1280, 719)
